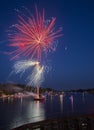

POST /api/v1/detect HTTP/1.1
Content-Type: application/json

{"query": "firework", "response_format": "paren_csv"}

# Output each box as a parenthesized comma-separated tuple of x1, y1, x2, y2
(13, 59, 44, 87)
(13, 60, 39, 74)
(9, 7, 62, 61)
(27, 64, 44, 87)
(8, 6, 62, 90)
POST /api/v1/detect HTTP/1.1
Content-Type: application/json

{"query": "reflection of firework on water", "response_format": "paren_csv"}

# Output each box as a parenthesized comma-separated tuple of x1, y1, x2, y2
(27, 64, 44, 87)
(12, 60, 44, 87)
(69, 95, 74, 112)
(9, 7, 62, 60)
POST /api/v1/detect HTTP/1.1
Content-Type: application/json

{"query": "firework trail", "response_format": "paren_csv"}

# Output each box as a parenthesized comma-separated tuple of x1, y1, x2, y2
(9, 7, 62, 61)
(27, 64, 44, 87)
(12, 59, 44, 87)
(13, 60, 39, 74)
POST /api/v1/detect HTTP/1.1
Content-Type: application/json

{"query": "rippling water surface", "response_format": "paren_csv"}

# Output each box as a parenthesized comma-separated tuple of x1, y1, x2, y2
(0, 92, 94, 130)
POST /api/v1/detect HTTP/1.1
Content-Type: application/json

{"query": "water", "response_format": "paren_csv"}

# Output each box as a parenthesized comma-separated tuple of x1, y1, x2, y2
(0, 92, 94, 130)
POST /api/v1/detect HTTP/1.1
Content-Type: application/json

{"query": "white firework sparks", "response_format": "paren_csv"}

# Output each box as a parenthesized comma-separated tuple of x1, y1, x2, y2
(13, 60, 39, 74)
(12, 59, 44, 87)
(27, 64, 44, 87)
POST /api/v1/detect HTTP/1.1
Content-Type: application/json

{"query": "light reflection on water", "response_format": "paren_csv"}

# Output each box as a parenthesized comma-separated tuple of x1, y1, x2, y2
(11, 100, 45, 129)
(82, 92, 85, 104)
(69, 95, 74, 112)
(0, 92, 94, 130)
(0, 98, 45, 130)
(59, 94, 64, 112)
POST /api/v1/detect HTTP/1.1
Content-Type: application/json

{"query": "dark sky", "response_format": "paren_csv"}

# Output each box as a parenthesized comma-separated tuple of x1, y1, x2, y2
(0, 0, 94, 90)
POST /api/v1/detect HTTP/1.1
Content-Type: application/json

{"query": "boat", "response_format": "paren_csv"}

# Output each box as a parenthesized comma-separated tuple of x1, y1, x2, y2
(33, 86, 46, 101)
(34, 97, 45, 101)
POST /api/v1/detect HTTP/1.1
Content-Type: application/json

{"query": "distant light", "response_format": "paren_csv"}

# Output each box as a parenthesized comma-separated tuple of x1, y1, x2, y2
(65, 46, 68, 50)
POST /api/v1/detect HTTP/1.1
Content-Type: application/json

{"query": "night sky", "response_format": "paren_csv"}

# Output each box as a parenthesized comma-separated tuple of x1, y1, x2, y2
(0, 0, 94, 90)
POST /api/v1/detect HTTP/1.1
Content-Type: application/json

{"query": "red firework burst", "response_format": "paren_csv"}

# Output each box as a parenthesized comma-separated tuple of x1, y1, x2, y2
(9, 7, 62, 60)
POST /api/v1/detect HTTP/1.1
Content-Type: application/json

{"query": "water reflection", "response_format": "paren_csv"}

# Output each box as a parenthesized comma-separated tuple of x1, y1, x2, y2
(20, 97, 23, 105)
(69, 95, 74, 112)
(10, 98, 45, 129)
(82, 92, 85, 104)
(27, 101, 45, 122)
(1, 92, 94, 129)
(50, 95, 54, 101)
(60, 94, 64, 112)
